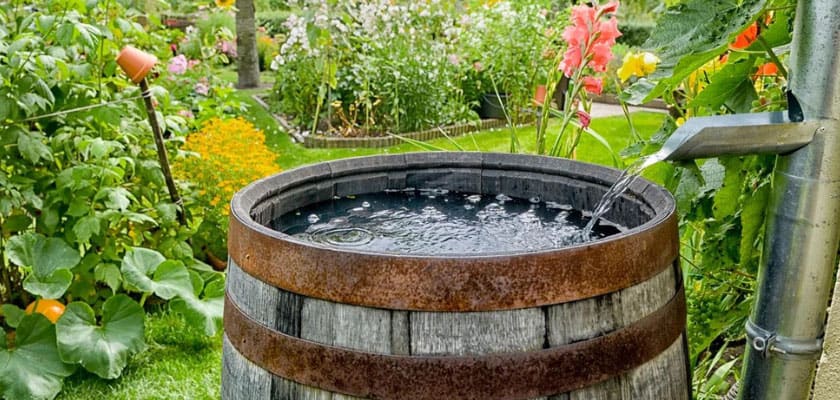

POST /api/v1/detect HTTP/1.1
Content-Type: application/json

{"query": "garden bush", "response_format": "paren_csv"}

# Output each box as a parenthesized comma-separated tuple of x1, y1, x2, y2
(271, 0, 563, 136)
(175, 118, 280, 263)
(0, 1, 244, 398)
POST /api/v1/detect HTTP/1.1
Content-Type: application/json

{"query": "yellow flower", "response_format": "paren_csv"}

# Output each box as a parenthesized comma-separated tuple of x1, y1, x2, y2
(617, 52, 660, 82)
(215, 0, 235, 8)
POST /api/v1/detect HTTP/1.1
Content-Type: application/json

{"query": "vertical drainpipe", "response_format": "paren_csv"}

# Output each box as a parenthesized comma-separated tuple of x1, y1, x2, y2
(738, 0, 840, 398)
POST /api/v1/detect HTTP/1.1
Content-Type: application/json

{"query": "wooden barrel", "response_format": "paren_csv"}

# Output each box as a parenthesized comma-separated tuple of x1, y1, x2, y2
(223, 152, 689, 400)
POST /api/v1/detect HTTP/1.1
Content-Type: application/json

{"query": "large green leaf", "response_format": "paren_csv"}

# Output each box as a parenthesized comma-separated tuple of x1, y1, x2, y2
(94, 264, 122, 294)
(713, 157, 745, 219)
(120, 248, 192, 299)
(56, 295, 145, 379)
(17, 131, 53, 163)
(0, 305, 24, 329)
(740, 182, 771, 270)
(23, 269, 73, 300)
(0, 314, 76, 400)
(689, 58, 756, 111)
(170, 279, 224, 337)
(7, 233, 81, 277)
(642, 0, 767, 101)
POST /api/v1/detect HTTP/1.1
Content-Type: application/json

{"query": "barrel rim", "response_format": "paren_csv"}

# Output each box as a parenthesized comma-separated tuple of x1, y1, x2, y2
(228, 152, 678, 311)
(231, 152, 674, 259)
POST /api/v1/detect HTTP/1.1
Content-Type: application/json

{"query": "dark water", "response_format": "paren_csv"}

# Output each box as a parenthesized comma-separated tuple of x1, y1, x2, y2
(273, 189, 623, 255)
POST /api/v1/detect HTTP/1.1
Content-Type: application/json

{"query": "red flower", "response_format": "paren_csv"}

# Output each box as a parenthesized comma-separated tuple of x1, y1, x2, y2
(755, 62, 779, 76)
(732, 22, 758, 49)
(577, 110, 592, 129)
(559, 46, 583, 77)
(583, 77, 603, 95)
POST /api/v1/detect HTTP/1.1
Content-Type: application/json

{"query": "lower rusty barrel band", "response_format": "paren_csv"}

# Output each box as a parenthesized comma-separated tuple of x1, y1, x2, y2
(223, 285, 686, 400)
(228, 210, 678, 312)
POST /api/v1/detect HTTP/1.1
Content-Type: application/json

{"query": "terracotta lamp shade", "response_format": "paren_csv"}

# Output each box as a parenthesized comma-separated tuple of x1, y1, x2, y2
(116, 46, 158, 83)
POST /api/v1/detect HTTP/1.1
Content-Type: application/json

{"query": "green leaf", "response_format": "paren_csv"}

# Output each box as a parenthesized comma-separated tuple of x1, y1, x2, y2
(57, 295, 145, 379)
(94, 264, 122, 294)
(740, 182, 771, 268)
(151, 261, 193, 300)
(23, 269, 74, 299)
(120, 249, 191, 299)
(0, 305, 25, 329)
(7, 233, 81, 277)
(99, 187, 132, 211)
(619, 78, 657, 106)
(1, 214, 32, 233)
(73, 214, 102, 243)
(642, 0, 767, 101)
(713, 157, 745, 219)
(17, 131, 53, 163)
(690, 59, 756, 111)
(0, 314, 76, 400)
(170, 279, 224, 337)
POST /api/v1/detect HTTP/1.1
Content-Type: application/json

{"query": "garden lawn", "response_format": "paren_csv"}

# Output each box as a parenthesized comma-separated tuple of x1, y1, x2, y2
(57, 309, 221, 400)
(235, 89, 669, 182)
(57, 92, 666, 400)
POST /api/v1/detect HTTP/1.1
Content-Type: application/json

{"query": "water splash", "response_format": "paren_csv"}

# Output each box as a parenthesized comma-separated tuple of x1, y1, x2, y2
(583, 150, 667, 238)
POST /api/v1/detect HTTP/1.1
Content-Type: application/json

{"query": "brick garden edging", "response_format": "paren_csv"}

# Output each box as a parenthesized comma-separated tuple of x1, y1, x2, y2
(303, 119, 515, 149)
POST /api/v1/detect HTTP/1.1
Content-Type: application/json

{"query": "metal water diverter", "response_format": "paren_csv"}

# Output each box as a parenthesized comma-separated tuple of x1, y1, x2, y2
(658, 1, 840, 398)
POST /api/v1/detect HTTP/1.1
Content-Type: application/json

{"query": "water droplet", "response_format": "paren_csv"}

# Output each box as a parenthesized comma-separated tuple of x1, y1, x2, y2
(466, 194, 482, 203)
(529, 196, 540, 204)
(362, 201, 371, 208)
(307, 214, 320, 224)
(496, 194, 512, 202)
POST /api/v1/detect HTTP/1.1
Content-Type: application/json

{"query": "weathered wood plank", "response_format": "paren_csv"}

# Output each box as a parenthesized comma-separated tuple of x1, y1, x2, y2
(410, 308, 547, 400)
(222, 335, 272, 399)
(298, 297, 393, 400)
(546, 265, 682, 399)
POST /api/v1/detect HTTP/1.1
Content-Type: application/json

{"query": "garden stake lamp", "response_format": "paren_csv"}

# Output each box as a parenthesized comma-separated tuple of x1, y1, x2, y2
(655, 1, 840, 398)
(116, 46, 187, 226)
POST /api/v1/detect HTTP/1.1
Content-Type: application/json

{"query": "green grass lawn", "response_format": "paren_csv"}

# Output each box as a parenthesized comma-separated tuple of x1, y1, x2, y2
(58, 89, 666, 400)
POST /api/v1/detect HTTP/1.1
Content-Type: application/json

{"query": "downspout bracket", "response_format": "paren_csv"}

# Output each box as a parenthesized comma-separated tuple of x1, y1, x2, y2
(746, 320, 823, 361)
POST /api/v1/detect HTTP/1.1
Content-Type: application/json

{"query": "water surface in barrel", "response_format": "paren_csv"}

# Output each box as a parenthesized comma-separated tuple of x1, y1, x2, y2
(273, 189, 623, 255)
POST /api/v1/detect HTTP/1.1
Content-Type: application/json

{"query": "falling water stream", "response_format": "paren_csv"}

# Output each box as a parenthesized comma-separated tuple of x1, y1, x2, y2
(582, 149, 668, 238)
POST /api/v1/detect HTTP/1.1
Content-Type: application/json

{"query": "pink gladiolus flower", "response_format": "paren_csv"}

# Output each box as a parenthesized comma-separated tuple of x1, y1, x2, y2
(577, 110, 592, 129)
(188, 59, 201, 69)
(583, 77, 603, 95)
(599, 1, 619, 14)
(559, 1, 622, 78)
(168, 54, 188, 75)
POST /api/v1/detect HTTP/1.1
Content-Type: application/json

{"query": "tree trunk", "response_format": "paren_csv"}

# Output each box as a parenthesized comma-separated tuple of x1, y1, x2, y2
(236, 0, 260, 89)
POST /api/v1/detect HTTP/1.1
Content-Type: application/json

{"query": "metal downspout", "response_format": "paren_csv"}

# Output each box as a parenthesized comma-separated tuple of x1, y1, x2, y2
(738, 0, 840, 398)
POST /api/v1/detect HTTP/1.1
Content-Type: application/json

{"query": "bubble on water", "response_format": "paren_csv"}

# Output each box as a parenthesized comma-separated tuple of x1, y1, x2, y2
(529, 196, 540, 204)
(362, 201, 371, 208)
(496, 194, 512, 202)
(307, 214, 320, 224)
(546, 201, 573, 210)
(466, 194, 482, 204)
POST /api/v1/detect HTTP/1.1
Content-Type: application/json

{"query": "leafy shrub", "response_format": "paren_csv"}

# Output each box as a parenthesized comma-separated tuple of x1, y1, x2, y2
(271, 1, 563, 136)
(256, 10, 292, 36)
(0, 1, 236, 398)
(175, 118, 280, 261)
(617, 20, 655, 47)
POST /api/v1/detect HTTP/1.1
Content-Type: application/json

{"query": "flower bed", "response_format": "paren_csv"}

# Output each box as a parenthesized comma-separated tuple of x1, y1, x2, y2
(271, 0, 563, 138)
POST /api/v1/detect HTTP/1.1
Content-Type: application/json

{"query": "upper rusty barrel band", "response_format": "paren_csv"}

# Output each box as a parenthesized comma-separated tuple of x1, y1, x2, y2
(228, 211, 677, 312)
(224, 284, 687, 400)
(229, 153, 678, 312)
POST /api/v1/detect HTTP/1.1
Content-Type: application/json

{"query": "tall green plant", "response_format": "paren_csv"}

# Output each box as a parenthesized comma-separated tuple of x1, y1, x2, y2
(620, 0, 795, 397)
(0, 2, 224, 398)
